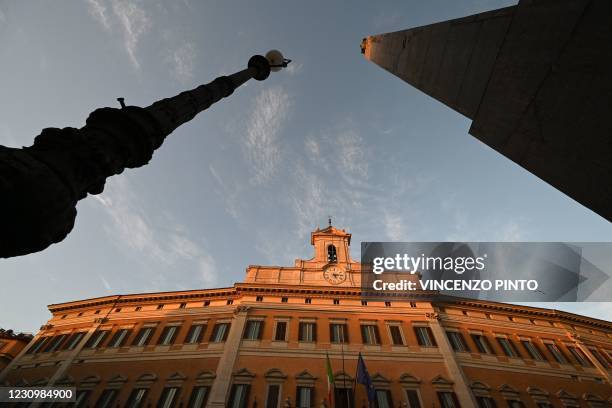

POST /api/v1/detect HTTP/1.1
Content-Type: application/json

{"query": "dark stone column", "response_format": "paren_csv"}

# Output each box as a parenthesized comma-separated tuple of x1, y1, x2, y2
(0, 55, 271, 258)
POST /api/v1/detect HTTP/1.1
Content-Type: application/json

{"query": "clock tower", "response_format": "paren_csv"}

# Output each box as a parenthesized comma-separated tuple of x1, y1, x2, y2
(244, 223, 361, 286)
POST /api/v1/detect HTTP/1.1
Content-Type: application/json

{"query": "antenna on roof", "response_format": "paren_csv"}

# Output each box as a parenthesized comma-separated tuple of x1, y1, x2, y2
(328, 216, 332, 227)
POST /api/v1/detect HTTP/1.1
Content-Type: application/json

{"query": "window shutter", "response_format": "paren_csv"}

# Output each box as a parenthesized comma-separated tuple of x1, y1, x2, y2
(373, 326, 381, 344)
(312, 323, 317, 342)
(343, 324, 349, 343)
(258, 321, 264, 340)
(425, 328, 436, 346)
(223, 324, 230, 341)
(360, 326, 367, 343)
(329, 324, 335, 342)
(459, 333, 469, 352)
(298, 323, 303, 341)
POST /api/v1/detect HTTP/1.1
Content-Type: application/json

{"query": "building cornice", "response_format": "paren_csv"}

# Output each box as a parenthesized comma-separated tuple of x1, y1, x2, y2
(45, 283, 612, 331)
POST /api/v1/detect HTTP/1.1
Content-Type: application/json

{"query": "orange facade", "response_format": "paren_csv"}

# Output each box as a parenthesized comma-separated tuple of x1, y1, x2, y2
(0, 329, 32, 373)
(0, 226, 610, 407)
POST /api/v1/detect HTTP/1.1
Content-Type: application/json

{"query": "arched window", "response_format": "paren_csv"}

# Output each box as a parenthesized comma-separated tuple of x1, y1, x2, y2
(327, 245, 337, 263)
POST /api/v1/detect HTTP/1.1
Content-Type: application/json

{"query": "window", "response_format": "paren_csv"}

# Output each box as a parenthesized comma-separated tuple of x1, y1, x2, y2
(274, 321, 288, 341)
(410, 302, 417, 308)
(185, 324, 206, 344)
(361, 324, 381, 345)
(405, 390, 421, 408)
(27, 337, 50, 354)
(187, 386, 209, 408)
(497, 337, 519, 357)
(61, 314, 67, 319)
(158, 387, 180, 408)
(298, 322, 316, 342)
(536, 403, 553, 408)
(281, 297, 288, 303)
(327, 245, 337, 263)
(389, 325, 404, 345)
(437, 391, 459, 408)
(589, 348, 609, 368)
(94, 310, 101, 314)
(243, 320, 263, 340)
(228, 384, 250, 408)
(446, 331, 469, 352)
(132, 327, 155, 347)
(227, 299, 234, 305)
(334, 388, 354, 408)
(305, 298, 312, 304)
(210, 323, 230, 342)
(179, 303, 187, 309)
(361, 300, 368, 306)
(471, 334, 493, 354)
(125, 388, 148, 408)
(296, 386, 314, 408)
(108, 329, 131, 348)
(96, 389, 118, 408)
(157, 304, 164, 310)
(333, 299, 340, 305)
(567, 345, 592, 366)
(43, 334, 68, 353)
(158, 325, 180, 345)
(330, 323, 349, 343)
(384, 301, 391, 307)
(476, 396, 497, 408)
(74, 390, 90, 408)
(204, 301, 210, 306)
(521, 340, 545, 361)
(545, 343, 567, 364)
(374, 389, 393, 408)
(265, 384, 280, 408)
(62, 332, 85, 351)
(85, 330, 109, 348)
(507, 401, 525, 408)
(414, 327, 437, 347)
(78, 312, 84, 316)
(135, 306, 142, 311)
(115, 308, 121, 313)
(256, 296, 263, 302)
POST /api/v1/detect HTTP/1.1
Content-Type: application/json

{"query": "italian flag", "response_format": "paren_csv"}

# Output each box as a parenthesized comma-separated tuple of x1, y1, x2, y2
(325, 352, 334, 406)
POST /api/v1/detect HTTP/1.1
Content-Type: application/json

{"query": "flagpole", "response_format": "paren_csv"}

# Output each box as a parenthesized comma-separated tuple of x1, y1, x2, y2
(341, 328, 349, 408)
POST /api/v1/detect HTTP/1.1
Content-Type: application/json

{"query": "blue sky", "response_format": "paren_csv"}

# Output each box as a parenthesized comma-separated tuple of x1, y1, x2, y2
(1, 0, 610, 333)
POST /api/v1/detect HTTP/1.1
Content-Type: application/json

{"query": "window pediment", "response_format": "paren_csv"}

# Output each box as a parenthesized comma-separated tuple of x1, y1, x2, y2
(399, 373, 421, 388)
(265, 368, 287, 381)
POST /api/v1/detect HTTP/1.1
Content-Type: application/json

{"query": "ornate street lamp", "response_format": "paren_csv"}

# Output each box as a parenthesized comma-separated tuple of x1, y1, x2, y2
(0, 51, 291, 258)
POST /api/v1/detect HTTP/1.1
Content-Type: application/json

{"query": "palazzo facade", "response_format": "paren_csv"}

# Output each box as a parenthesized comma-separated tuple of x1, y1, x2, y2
(0, 226, 610, 407)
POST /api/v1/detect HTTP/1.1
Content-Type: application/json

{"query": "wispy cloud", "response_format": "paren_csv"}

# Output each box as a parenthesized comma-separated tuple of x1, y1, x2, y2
(285, 61, 303, 76)
(92, 175, 217, 287)
(99, 275, 112, 292)
(291, 164, 329, 238)
(168, 41, 196, 83)
(111, 0, 151, 69)
(243, 86, 291, 185)
(86, 0, 111, 31)
(86, 0, 152, 69)
(336, 129, 368, 180)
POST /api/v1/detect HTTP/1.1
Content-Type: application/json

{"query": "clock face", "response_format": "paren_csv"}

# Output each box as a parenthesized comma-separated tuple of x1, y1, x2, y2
(323, 266, 347, 285)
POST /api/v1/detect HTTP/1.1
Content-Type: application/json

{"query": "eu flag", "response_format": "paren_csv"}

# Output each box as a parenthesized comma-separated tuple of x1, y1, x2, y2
(356, 353, 376, 401)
